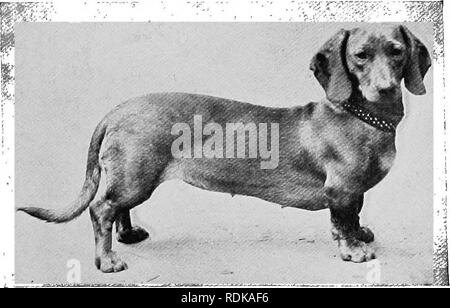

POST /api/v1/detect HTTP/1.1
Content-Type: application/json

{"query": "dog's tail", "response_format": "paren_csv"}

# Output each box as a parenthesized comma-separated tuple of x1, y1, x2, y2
(17, 119, 108, 223)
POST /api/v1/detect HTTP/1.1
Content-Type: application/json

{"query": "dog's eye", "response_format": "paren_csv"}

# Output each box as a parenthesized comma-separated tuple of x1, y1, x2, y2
(390, 48, 403, 56)
(355, 51, 368, 60)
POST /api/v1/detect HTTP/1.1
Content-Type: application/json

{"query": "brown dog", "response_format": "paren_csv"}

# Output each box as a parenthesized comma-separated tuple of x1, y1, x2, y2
(18, 25, 431, 273)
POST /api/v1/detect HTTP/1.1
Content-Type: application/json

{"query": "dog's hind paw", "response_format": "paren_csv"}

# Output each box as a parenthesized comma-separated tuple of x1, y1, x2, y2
(117, 226, 149, 244)
(338, 240, 376, 263)
(356, 226, 375, 243)
(95, 251, 128, 273)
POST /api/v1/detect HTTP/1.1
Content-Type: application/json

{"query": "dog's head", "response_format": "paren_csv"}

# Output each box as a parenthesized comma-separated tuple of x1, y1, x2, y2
(310, 25, 431, 105)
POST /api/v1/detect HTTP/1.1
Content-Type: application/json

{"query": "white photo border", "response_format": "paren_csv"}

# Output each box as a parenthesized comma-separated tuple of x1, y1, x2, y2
(0, 0, 447, 287)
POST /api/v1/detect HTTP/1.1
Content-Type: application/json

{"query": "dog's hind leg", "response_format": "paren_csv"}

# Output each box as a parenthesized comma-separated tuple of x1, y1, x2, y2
(115, 210, 149, 244)
(90, 183, 158, 272)
(91, 130, 171, 271)
(89, 197, 128, 273)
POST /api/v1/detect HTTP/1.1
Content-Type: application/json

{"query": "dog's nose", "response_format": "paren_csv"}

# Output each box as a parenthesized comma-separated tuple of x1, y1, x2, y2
(374, 75, 399, 95)
(371, 58, 399, 96)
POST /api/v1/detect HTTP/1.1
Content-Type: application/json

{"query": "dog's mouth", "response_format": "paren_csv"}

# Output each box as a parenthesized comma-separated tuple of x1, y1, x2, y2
(359, 84, 402, 103)
(356, 87, 404, 120)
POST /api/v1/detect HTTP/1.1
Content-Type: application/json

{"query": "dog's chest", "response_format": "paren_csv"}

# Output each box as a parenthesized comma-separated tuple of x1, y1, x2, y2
(359, 138, 396, 190)
(377, 149, 395, 174)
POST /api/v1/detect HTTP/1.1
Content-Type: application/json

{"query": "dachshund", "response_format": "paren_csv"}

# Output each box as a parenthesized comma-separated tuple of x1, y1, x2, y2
(18, 25, 431, 273)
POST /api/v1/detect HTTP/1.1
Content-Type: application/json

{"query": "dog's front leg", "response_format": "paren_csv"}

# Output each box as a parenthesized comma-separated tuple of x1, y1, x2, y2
(331, 194, 375, 244)
(326, 188, 375, 262)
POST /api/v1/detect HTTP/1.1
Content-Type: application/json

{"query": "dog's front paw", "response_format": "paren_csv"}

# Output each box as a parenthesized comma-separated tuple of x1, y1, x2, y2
(356, 226, 375, 243)
(338, 239, 375, 263)
(117, 226, 149, 244)
(95, 251, 128, 273)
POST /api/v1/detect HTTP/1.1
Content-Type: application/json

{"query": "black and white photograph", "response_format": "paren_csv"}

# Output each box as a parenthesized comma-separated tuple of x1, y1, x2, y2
(0, 0, 448, 290)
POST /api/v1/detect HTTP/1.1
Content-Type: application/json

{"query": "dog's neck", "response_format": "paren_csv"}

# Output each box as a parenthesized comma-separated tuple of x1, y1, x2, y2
(342, 91, 404, 134)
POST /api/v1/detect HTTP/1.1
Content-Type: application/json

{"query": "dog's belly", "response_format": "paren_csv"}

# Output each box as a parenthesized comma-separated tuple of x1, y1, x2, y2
(163, 158, 328, 211)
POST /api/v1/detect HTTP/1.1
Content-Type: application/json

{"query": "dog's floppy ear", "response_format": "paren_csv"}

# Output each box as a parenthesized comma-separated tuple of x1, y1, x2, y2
(399, 25, 431, 95)
(310, 29, 352, 104)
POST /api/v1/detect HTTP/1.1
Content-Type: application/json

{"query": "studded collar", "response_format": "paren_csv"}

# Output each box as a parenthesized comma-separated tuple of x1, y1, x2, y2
(342, 99, 398, 134)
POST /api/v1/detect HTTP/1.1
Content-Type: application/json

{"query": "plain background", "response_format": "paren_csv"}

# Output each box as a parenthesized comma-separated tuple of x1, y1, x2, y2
(15, 23, 433, 284)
